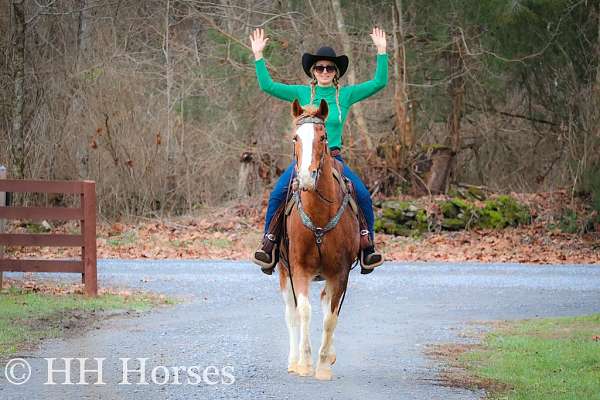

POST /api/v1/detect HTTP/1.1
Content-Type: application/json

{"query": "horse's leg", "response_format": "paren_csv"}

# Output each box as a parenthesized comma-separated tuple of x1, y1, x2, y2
(315, 272, 348, 381)
(294, 273, 313, 377)
(320, 283, 337, 362)
(279, 268, 300, 374)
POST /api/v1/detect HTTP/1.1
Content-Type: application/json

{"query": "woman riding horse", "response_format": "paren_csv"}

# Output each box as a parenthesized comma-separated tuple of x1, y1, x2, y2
(250, 27, 388, 274)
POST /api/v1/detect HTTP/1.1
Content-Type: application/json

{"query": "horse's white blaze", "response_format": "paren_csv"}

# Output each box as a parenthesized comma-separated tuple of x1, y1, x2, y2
(282, 281, 300, 370)
(296, 123, 316, 190)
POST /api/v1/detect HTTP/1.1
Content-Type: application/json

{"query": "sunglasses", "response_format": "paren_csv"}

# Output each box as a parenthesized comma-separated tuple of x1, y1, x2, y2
(313, 65, 337, 74)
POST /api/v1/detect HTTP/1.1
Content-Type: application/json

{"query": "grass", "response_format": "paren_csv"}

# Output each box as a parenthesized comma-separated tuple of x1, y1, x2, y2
(201, 237, 232, 249)
(0, 285, 173, 358)
(460, 314, 600, 399)
(170, 239, 193, 248)
(106, 230, 138, 247)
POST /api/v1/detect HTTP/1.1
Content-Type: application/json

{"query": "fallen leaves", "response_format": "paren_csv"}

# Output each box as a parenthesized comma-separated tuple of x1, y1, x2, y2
(379, 224, 600, 264)
(2, 194, 599, 264)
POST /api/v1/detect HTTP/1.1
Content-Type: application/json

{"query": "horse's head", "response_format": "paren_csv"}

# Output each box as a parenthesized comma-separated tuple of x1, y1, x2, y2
(291, 99, 329, 191)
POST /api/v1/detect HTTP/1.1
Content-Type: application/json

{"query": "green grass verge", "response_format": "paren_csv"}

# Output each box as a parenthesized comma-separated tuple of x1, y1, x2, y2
(0, 286, 174, 358)
(462, 314, 600, 399)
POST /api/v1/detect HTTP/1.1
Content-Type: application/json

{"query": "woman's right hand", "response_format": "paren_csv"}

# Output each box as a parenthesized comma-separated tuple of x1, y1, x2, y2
(250, 28, 269, 60)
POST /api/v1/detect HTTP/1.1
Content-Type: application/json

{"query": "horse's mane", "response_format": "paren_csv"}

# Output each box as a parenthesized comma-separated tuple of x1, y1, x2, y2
(293, 105, 320, 123)
(300, 105, 319, 116)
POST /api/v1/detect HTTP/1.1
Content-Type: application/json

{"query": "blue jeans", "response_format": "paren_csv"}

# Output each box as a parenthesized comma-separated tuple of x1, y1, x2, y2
(264, 156, 375, 240)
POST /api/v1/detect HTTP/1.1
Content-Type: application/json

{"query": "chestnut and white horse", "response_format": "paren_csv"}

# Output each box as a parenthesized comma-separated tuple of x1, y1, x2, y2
(279, 99, 360, 380)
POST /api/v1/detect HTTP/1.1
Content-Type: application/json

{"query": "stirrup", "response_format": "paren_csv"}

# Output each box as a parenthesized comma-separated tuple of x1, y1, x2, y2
(359, 246, 383, 274)
(252, 234, 278, 275)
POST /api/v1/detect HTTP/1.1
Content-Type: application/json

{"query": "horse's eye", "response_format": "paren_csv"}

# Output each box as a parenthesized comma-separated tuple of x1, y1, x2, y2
(320, 135, 326, 142)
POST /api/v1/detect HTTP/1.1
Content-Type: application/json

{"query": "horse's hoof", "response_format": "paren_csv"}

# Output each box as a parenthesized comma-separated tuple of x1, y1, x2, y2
(287, 362, 299, 374)
(296, 365, 314, 377)
(315, 367, 333, 381)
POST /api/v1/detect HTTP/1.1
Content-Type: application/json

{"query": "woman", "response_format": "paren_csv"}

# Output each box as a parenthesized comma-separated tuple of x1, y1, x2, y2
(250, 27, 387, 274)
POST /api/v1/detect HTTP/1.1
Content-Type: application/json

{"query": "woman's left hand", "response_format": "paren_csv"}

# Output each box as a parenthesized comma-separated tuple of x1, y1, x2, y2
(370, 27, 387, 54)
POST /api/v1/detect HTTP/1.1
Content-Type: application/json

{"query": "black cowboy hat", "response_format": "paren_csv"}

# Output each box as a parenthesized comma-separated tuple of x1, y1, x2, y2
(302, 46, 349, 79)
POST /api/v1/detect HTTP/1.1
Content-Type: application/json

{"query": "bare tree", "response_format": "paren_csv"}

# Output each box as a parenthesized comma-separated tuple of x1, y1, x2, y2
(164, 0, 177, 194)
(392, 0, 414, 168)
(443, 25, 466, 192)
(10, 0, 25, 179)
(74, 0, 92, 178)
(330, 0, 373, 151)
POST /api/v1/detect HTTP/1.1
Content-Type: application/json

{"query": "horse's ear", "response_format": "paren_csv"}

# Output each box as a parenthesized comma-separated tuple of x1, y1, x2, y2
(292, 99, 303, 118)
(316, 99, 329, 121)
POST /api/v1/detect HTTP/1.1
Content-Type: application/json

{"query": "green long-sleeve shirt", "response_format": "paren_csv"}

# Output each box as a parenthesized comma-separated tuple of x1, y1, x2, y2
(255, 54, 388, 149)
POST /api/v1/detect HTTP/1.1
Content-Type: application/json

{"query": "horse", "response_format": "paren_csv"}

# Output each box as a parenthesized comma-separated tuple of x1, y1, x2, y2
(278, 98, 360, 381)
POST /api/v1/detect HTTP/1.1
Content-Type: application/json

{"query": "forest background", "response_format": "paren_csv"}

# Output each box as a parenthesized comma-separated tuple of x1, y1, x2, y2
(1, 0, 600, 222)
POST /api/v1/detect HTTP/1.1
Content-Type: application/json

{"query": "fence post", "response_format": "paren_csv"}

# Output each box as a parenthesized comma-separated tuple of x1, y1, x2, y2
(81, 181, 97, 296)
(0, 166, 6, 290)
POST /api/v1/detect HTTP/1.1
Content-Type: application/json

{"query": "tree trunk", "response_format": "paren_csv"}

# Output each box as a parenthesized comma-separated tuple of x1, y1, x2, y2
(427, 147, 453, 194)
(447, 27, 464, 155)
(392, 0, 414, 169)
(596, 1, 600, 92)
(164, 0, 176, 194)
(11, 0, 25, 179)
(237, 152, 253, 198)
(411, 146, 453, 196)
(330, 0, 373, 152)
(444, 26, 465, 192)
(74, 0, 91, 179)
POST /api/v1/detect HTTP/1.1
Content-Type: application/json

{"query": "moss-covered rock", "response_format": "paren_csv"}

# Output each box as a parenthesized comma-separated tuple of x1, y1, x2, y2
(442, 218, 466, 230)
(438, 198, 479, 229)
(415, 209, 429, 231)
(450, 197, 469, 210)
(440, 201, 459, 218)
(448, 185, 487, 201)
(379, 200, 416, 223)
(375, 217, 414, 236)
(478, 209, 506, 229)
(479, 195, 531, 229)
(467, 186, 487, 201)
(375, 194, 531, 236)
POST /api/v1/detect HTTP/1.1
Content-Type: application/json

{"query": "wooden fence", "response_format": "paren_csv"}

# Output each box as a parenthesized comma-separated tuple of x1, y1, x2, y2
(0, 174, 97, 296)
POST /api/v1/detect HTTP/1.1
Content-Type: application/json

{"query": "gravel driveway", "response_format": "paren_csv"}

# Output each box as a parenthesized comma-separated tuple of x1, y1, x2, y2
(1, 260, 600, 399)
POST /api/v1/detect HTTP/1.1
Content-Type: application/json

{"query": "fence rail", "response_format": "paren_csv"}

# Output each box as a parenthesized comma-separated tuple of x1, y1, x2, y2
(0, 174, 97, 296)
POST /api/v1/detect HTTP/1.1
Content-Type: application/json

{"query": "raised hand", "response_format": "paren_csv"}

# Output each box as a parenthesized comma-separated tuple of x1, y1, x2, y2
(250, 28, 269, 60)
(370, 27, 387, 54)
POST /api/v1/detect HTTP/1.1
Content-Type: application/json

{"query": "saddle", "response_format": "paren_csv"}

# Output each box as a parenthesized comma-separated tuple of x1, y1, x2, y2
(275, 160, 370, 278)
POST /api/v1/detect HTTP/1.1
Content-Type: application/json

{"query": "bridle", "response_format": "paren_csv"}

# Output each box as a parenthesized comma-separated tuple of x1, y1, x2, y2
(291, 113, 352, 246)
